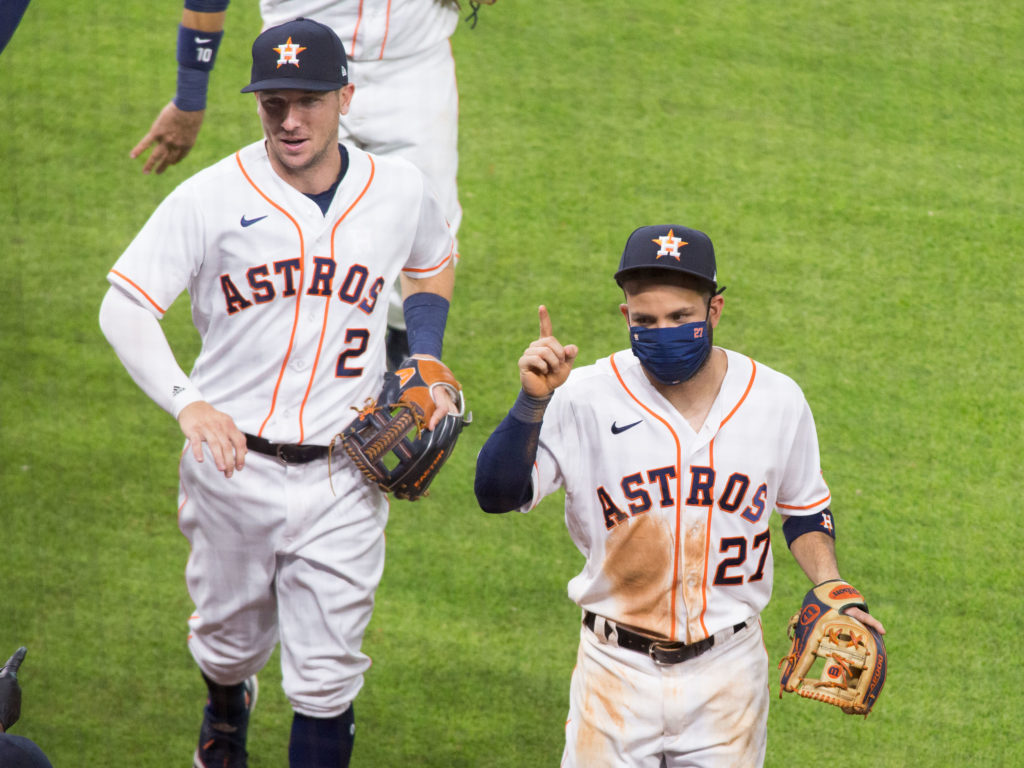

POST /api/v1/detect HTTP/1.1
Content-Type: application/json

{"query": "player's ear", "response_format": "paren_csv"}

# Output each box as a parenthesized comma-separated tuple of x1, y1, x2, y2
(338, 84, 356, 116)
(708, 293, 724, 328)
(619, 303, 630, 322)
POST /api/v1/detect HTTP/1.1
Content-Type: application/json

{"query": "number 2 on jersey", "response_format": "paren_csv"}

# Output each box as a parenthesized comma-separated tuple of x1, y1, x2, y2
(336, 329, 369, 377)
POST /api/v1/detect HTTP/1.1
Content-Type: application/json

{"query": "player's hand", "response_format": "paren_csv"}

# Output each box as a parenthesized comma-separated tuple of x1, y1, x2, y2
(0, 646, 27, 732)
(178, 401, 247, 478)
(846, 606, 886, 636)
(427, 382, 460, 430)
(519, 305, 578, 398)
(130, 101, 205, 175)
(408, 354, 461, 431)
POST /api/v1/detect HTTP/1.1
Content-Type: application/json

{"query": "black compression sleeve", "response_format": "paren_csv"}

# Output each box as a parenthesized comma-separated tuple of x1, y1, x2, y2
(473, 391, 551, 513)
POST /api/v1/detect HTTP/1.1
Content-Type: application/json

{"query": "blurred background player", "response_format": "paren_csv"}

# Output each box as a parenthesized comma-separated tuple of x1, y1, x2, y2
(0, 0, 32, 56)
(104, 19, 457, 767)
(0, 647, 54, 768)
(130, 0, 494, 368)
(474, 225, 885, 767)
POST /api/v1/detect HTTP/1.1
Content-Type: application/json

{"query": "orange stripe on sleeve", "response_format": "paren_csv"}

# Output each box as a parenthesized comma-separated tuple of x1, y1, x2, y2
(402, 245, 453, 274)
(234, 151, 307, 439)
(778, 493, 832, 511)
(109, 270, 167, 315)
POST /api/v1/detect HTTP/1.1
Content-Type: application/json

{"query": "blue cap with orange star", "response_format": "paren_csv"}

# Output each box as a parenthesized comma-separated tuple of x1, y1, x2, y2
(614, 225, 721, 293)
(242, 18, 348, 93)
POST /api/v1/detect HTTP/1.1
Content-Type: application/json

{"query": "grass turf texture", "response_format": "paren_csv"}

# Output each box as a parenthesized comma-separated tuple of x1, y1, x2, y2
(1, 0, 1021, 765)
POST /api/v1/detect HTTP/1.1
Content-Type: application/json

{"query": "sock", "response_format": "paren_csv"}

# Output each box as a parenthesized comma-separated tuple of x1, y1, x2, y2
(289, 706, 355, 768)
(202, 672, 247, 720)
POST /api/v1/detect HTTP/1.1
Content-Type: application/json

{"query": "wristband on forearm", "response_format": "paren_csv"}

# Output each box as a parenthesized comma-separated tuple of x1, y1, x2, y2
(174, 24, 224, 111)
(782, 508, 837, 547)
(404, 293, 450, 359)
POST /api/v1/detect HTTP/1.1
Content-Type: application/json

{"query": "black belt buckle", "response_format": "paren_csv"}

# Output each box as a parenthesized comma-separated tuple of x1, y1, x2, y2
(275, 443, 304, 465)
(272, 442, 292, 466)
(648, 638, 710, 665)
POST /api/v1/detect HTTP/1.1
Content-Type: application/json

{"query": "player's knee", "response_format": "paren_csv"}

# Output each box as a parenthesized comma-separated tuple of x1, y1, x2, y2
(189, 633, 274, 685)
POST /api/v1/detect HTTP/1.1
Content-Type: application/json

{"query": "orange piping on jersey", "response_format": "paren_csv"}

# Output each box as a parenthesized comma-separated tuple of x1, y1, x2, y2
(698, 358, 758, 638)
(778, 493, 832, 510)
(610, 353, 684, 642)
(402, 242, 454, 274)
(351, 0, 364, 55)
(235, 151, 307, 440)
(109, 270, 167, 315)
(297, 156, 376, 440)
(377, 0, 393, 59)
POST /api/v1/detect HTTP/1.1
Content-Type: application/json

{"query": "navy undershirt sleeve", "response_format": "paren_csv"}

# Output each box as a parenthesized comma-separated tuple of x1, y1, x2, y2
(474, 391, 551, 514)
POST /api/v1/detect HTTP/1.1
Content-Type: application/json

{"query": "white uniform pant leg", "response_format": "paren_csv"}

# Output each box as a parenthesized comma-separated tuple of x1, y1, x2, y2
(561, 620, 769, 768)
(274, 458, 388, 717)
(179, 448, 284, 684)
(338, 40, 461, 332)
(661, 619, 768, 768)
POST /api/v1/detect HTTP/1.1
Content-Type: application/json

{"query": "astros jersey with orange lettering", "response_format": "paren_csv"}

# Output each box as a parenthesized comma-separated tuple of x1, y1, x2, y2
(107, 140, 453, 445)
(522, 347, 832, 644)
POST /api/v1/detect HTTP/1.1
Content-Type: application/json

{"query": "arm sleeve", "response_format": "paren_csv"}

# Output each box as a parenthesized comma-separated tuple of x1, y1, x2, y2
(99, 286, 203, 418)
(402, 174, 454, 277)
(474, 391, 550, 514)
(776, 393, 832, 515)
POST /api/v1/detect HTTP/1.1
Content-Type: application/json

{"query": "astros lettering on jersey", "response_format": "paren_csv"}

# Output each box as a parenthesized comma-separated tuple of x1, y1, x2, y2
(108, 140, 453, 445)
(522, 348, 831, 644)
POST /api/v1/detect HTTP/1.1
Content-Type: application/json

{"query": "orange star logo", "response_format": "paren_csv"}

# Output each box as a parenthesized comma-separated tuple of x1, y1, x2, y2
(274, 37, 307, 68)
(652, 229, 687, 260)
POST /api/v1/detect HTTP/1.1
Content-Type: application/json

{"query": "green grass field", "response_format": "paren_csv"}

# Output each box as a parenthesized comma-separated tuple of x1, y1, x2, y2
(2, 1, 1022, 765)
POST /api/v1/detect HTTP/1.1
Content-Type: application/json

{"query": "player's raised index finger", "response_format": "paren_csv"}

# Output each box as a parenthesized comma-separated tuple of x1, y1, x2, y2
(538, 305, 553, 339)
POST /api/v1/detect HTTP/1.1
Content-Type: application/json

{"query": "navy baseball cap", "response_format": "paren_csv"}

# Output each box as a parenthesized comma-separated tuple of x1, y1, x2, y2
(614, 225, 719, 292)
(242, 18, 349, 93)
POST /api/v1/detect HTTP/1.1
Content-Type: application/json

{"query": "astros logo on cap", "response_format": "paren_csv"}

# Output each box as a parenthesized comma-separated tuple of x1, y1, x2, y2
(652, 229, 687, 260)
(274, 37, 307, 68)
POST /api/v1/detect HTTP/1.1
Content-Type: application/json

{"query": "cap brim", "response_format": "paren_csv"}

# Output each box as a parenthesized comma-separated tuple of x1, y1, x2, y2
(614, 264, 716, 289)
(241, 79, 345, 93)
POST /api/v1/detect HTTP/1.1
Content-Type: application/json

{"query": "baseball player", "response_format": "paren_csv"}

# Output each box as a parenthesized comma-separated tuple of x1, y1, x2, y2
(101, 19, 457, 768)
(130, 0, 493, 368)
(474, 225, 886, 767)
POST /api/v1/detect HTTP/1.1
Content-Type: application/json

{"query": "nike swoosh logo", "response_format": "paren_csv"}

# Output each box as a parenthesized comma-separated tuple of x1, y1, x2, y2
(240, 215, 268, 228)
(611, 420, 642, 434)
(195, 36, 212, 44)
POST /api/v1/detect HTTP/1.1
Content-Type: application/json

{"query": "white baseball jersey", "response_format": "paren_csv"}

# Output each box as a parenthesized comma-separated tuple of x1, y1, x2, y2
(260, 0, 458, 61)
(524, 348, 832, 644)
(108, 140, 453, 445)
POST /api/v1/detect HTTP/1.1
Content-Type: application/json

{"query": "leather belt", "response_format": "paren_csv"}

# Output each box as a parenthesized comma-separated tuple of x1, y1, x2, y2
(583, 610, 748, 665)
(245, 433, 330, 464)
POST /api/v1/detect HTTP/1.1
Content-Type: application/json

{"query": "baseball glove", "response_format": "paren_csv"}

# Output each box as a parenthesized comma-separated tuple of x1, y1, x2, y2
(334, 357, 470, 500)
(778, 580, 887, 716)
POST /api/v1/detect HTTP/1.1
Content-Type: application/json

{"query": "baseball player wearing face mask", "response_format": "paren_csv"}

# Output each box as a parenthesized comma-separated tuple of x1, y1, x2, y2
(474, 225, 886, 767)
(102, 19, 456, 768)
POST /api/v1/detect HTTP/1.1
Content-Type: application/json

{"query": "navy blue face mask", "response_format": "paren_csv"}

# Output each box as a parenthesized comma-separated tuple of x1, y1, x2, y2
(629, 318, 712, 385)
